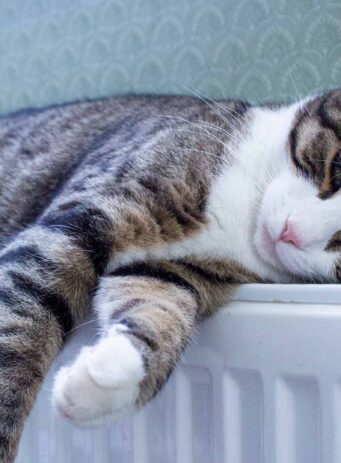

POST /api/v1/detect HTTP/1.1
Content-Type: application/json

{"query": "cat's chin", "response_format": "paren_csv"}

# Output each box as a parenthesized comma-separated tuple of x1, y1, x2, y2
(254, 222, 289, 274)
(254, 224, 294, 283)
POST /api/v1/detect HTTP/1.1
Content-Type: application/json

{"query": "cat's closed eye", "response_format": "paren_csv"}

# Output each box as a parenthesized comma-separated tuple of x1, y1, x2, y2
(332, 177, 341, 193)
(331, 150, 341, 193)
(326, 230, 341, 251)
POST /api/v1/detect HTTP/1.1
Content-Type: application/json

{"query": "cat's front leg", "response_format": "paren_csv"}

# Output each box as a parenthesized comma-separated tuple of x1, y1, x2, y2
(0, 296, 62, 463)
(53, 263, 201, 424)
(0, 222, 99, 462)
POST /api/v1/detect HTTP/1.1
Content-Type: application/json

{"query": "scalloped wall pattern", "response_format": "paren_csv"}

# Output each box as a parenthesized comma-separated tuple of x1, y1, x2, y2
(0, 0, 340, 113)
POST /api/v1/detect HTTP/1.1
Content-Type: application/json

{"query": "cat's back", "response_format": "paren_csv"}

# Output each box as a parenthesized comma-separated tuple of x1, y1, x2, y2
(0, 94, 246, 247)
(0, 94, 225, 178)
(0, 96, 182, 238)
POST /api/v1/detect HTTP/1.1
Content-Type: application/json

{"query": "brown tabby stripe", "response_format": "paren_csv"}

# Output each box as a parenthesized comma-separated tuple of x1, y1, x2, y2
(110, 263, 200, 301)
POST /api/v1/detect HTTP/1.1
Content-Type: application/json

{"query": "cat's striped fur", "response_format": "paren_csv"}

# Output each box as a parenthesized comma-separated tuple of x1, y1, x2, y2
(0, 92, 340, 461)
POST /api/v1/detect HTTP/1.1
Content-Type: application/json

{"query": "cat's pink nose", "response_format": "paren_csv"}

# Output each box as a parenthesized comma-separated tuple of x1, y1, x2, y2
(279, 220, 300, 248)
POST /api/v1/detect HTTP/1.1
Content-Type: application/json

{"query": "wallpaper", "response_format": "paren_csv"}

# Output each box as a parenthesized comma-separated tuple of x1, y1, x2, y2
(0, 0, 340, 113)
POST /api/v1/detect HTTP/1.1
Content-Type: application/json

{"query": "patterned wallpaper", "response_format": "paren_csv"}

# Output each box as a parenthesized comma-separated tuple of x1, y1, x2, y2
(0, 0, 340, 113)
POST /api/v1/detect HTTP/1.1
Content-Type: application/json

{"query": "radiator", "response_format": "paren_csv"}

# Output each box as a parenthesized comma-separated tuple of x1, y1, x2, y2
(15, 284, 341, 463)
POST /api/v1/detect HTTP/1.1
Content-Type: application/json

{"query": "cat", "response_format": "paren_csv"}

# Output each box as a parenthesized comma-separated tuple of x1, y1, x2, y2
(0, 89, 339, 461)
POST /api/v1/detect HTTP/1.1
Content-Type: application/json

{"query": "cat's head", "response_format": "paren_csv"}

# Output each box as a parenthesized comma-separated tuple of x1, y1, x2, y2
(255, 90, 341, 282)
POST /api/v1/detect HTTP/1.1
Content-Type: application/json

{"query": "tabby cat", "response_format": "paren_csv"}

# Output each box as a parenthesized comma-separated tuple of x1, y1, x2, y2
(0, 90, 340, 461)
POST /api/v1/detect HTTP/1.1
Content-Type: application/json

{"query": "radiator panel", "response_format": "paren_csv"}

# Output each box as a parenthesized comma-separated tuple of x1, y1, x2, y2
(16, 286, 341, 463)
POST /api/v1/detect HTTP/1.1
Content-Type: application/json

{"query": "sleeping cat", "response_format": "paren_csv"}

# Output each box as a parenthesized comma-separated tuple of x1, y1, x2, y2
(0, 90, 340, 461)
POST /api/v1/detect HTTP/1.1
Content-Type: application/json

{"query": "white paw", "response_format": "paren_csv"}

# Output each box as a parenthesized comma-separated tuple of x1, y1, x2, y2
(52, 327, 145, 426)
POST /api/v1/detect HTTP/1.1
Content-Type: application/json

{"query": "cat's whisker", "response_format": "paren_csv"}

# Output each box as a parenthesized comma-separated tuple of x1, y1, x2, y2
(284, 53, 313, 118)
(289, 71, 302, 104)
(153, 113, 235, 141)
(180, 147, 230, 165)
(143, 146, 230, 172)
(64, 318, 98, 336)
(172, 123, 243, 149)
(213, 99, 248, 123)
(183, 85, 248, 125)
(169, 116, 242, 146)
(182, 85, 245, 138)
(329, 172, 341, 182)
(173, 128, 230, 147)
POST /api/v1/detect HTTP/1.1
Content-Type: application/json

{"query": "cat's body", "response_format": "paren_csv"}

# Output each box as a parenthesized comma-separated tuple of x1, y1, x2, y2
(0, 92, 340, 461)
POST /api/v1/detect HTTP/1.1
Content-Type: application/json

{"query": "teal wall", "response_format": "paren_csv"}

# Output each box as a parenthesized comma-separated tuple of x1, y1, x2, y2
(0, 0, 340, 113)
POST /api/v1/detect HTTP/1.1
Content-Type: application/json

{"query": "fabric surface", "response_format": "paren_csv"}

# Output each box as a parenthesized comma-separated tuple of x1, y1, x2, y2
(0, 0, 340, 113)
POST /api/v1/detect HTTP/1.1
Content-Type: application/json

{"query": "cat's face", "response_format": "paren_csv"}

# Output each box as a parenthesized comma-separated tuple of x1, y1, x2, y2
(255, 90, 341, 282)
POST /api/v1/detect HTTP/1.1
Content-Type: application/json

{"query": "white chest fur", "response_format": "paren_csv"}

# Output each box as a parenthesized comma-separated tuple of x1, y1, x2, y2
(107, 104, 299, 282)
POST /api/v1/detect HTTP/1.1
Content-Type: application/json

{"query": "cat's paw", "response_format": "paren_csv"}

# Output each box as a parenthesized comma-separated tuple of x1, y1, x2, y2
(52, 327, 145, 426)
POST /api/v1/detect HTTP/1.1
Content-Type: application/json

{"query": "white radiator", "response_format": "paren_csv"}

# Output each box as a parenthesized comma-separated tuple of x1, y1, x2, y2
(15, 284, 341, 463)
